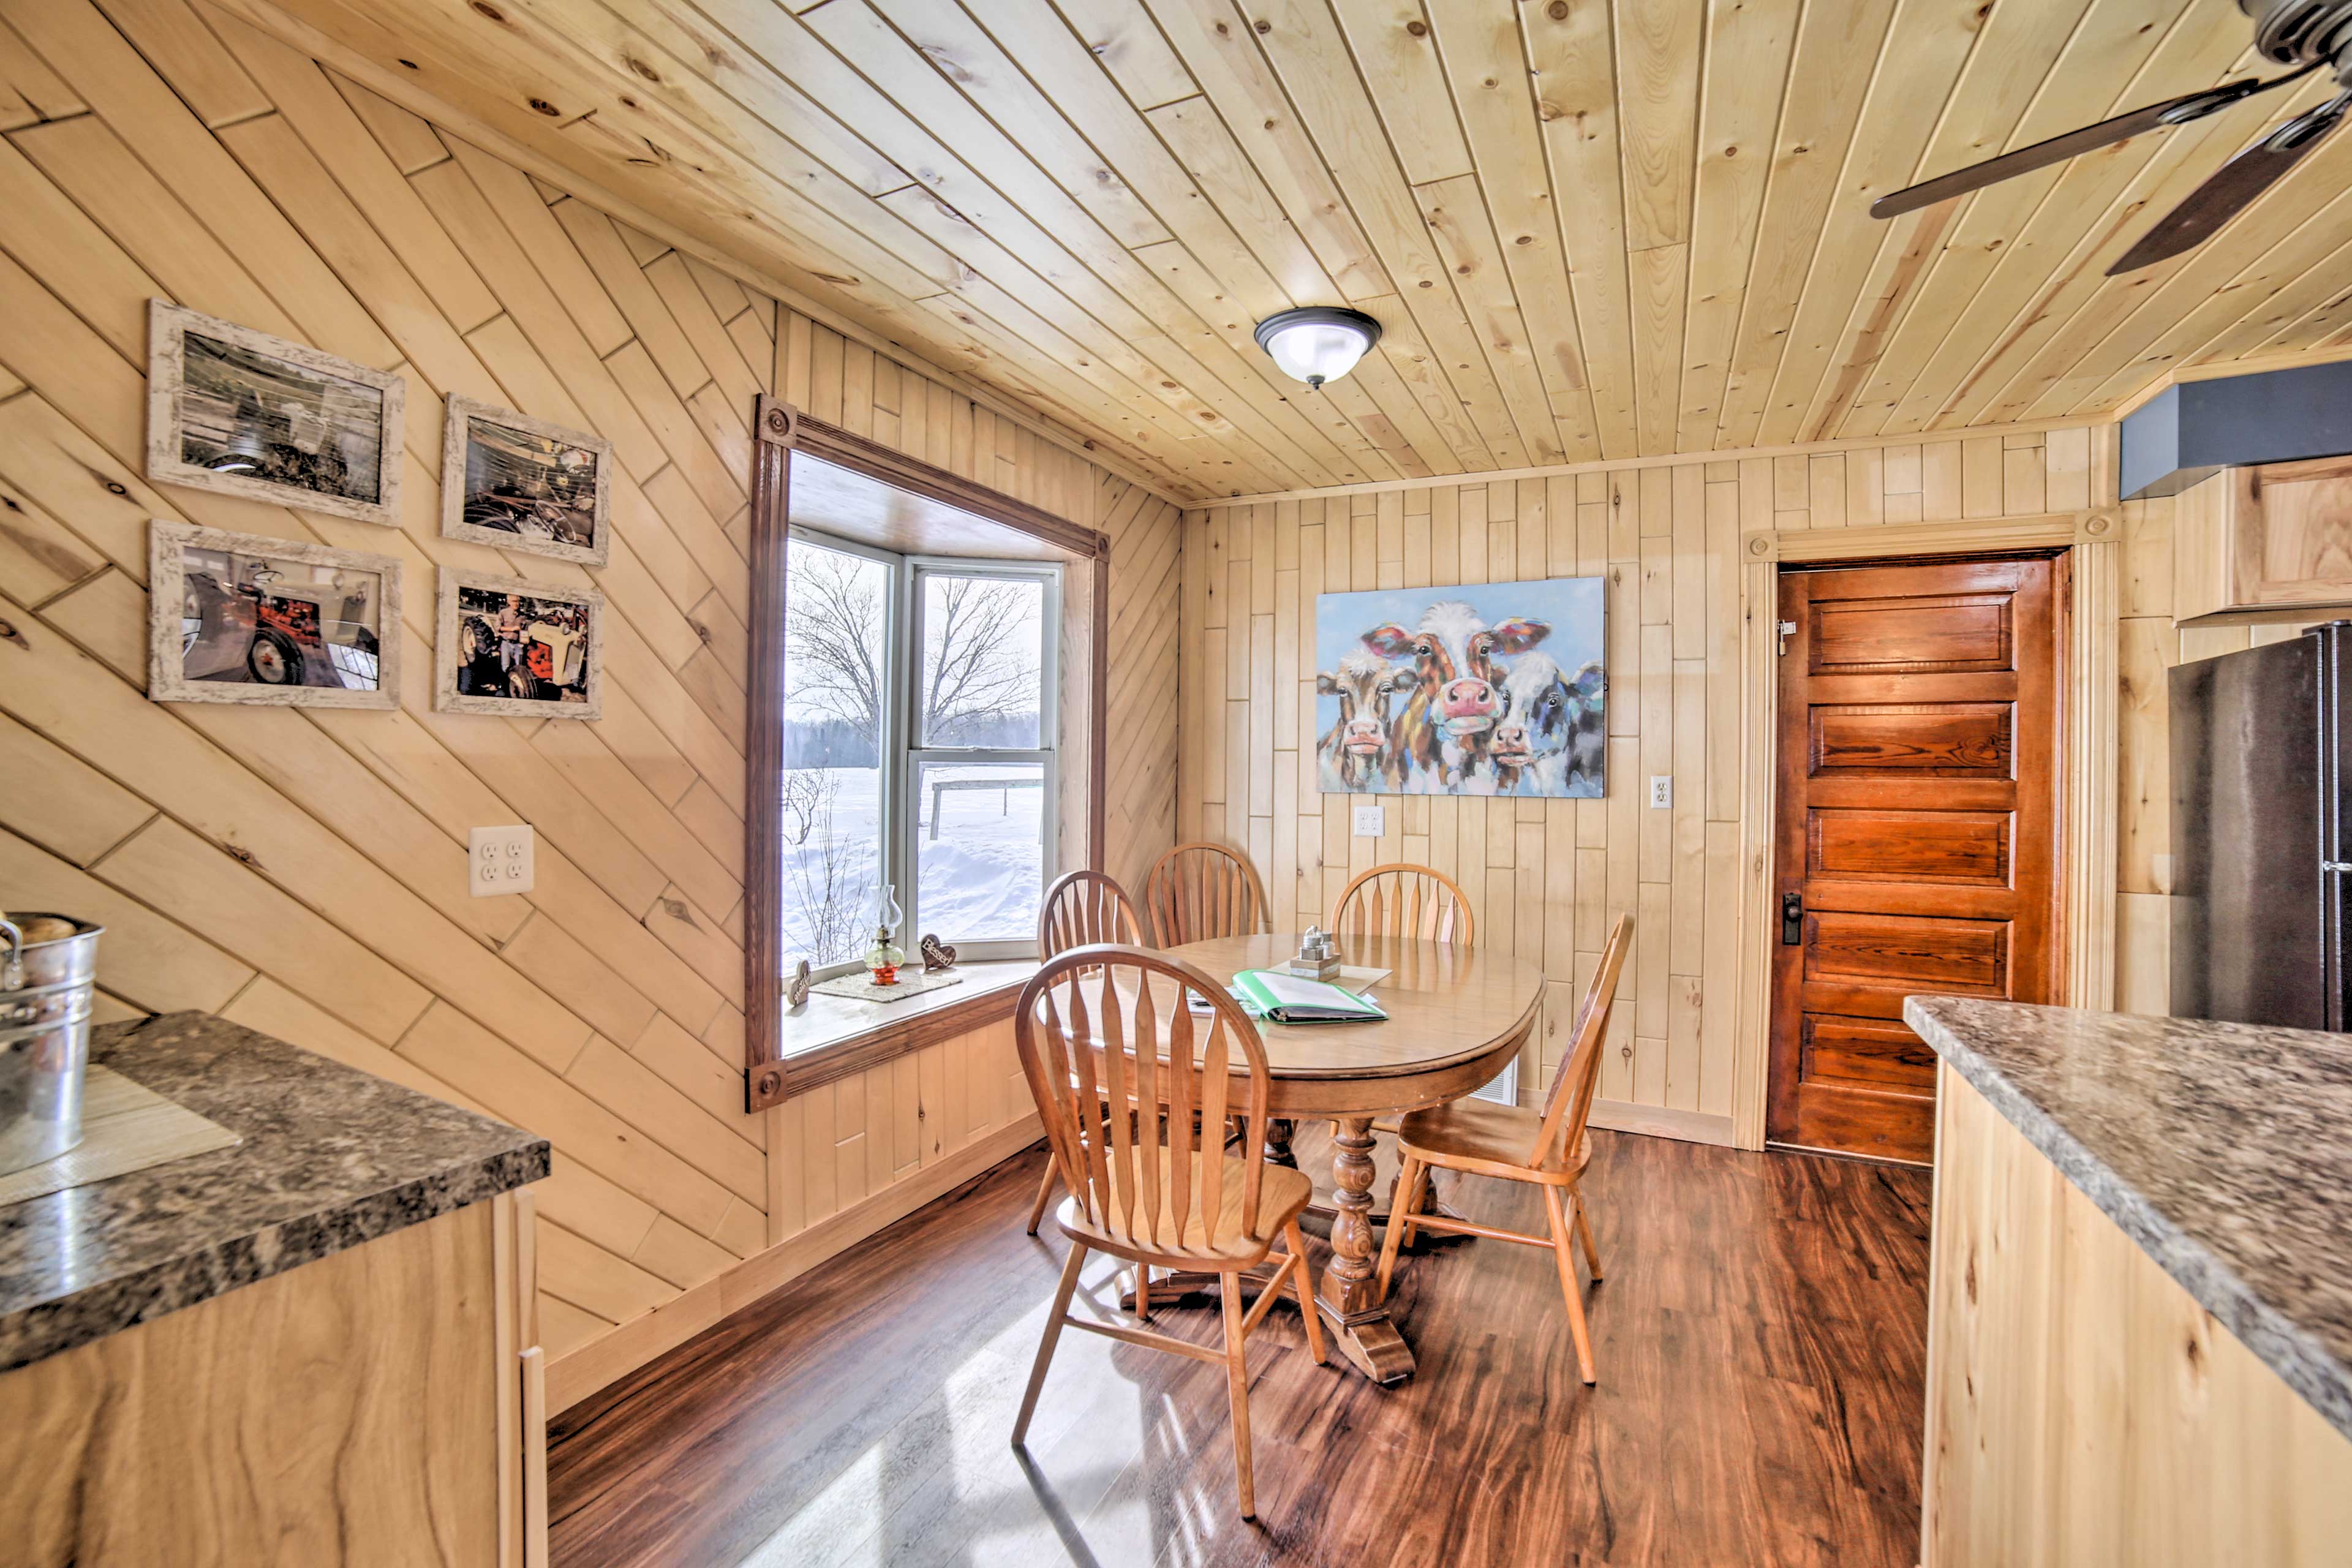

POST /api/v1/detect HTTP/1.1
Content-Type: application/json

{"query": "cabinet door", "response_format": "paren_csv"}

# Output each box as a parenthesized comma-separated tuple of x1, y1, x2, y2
(2175, 458, 2352, 625)
(2239, 458, 2352, 609)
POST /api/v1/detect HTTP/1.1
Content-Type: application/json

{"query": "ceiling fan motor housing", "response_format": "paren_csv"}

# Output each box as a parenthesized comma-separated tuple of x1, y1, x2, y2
(2242, 0, 2352, 81)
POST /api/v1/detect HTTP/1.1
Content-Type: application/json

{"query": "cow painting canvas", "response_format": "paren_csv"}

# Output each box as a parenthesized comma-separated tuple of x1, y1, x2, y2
(1313, 578, 1606, 797)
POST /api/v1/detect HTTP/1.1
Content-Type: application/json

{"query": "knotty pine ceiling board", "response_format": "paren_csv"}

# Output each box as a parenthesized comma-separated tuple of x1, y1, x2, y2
(234, 0, 2352, 502)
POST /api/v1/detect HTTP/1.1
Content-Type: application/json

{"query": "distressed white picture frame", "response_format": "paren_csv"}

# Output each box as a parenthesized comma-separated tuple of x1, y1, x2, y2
(147, 519, 403, 711)
(145, 300, 404, 527)
(434, 567, 606, 721)
(439, 393, 613, 566)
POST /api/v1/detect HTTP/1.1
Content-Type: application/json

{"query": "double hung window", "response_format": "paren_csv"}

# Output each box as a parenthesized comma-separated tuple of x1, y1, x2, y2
(780, 528, 1059, 978)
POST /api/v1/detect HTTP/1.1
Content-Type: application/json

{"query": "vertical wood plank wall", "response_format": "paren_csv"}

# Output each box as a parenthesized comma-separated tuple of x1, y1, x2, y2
(0, 0, 1179, 1403)
(1180, 430, 2104, 1137)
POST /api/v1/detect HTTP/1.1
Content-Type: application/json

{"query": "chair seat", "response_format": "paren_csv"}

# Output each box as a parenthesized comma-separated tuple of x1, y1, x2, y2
(1055, 1150, 1314, 1268)
(1395, 1096, 1590, 1185)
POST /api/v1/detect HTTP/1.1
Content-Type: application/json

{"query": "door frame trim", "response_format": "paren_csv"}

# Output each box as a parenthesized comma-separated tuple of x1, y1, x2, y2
(1730, 496, 2123, 1151)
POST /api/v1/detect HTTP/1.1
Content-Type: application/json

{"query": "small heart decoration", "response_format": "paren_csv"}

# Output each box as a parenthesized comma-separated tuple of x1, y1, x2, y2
(785, 958, 812, 1008)
(919, 933, 957, 971)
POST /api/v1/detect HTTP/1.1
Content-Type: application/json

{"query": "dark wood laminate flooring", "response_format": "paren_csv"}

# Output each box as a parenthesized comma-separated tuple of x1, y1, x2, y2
(548, 1129, 1933, 1567)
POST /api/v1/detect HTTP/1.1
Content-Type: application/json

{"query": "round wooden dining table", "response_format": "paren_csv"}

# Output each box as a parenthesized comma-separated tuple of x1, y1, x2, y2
(1158, 930, 1545, 1384)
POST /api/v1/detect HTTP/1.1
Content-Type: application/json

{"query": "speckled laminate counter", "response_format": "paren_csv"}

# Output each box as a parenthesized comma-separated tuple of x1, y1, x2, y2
(0, 1010, 548, 1373)
(1905, 995, 2352, 1442)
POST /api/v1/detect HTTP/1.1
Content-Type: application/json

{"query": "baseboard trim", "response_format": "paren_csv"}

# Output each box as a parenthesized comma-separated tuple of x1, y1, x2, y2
(1586, 1098, 1735, 1147)
(546, 1113, 1044, 1414)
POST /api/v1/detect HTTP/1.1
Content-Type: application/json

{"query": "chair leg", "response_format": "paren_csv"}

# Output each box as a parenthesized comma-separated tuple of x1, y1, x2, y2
(1542, 1186, 1597, 1385)
(1394, 1159, 1433, 1251)
(1572, 1192, 1604, 1281)
(1013, 1242, 1089, 1444)
(1284, 1218, 1328, 1365)
(1219, 1270, 1256, 1520)
(1134, 1263, 1152, 1321)
(1025, 1159, 1058, 1236)
(1374, 1156, 1424, 1306)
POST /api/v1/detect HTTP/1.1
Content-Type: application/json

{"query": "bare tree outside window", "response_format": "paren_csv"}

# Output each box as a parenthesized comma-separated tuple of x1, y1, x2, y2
(920, 575, 1042, 747)
(784, 548, 886, 735)
(780, 767, 862, 968)
(781, 543, 887, 972)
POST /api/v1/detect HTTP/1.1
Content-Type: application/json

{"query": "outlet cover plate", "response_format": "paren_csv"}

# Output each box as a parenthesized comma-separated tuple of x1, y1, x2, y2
(1352, 804, 1386, 837)
(469, 824, 535, 897)
(1648, 775, 1673, 810)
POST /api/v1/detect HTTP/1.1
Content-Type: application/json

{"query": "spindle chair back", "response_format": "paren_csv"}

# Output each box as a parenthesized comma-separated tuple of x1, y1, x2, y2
(1330, 863, 1476, 946)
(1139, 842, 1268, 946)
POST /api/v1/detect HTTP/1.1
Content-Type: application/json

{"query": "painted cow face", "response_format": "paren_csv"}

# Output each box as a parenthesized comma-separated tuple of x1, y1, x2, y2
(1491, 654, 1604, 767)
(1362, 601, 1550, 736)
(1318, 652, 1404, 756)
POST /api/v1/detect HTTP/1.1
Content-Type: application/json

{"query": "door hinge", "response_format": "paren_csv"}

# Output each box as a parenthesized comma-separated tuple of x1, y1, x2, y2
(1777, 619, 1798, 655)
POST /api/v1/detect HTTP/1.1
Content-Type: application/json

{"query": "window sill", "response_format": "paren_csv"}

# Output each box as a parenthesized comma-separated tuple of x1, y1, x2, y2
(756, 960, 1039, 1106)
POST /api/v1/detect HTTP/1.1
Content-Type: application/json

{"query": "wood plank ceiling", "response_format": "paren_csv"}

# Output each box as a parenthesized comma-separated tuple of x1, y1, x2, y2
(232, 0, 2352, 503)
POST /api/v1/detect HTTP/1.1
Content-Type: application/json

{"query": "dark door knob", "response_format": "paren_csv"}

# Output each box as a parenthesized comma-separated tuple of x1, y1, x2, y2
(1781, 892, 1804, 945)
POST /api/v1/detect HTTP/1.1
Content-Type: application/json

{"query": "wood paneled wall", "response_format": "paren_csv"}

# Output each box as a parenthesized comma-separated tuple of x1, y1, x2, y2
(1182, 429, 2103, 1137)
(0, 0, 1178, 1404)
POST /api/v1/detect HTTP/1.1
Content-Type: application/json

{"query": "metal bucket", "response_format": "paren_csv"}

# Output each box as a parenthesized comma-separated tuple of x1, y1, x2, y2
(1, 913, 102, 1176)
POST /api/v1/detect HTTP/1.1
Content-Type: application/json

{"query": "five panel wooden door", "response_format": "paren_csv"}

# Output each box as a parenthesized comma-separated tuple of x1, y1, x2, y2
(1768, 557, 2062, 1163)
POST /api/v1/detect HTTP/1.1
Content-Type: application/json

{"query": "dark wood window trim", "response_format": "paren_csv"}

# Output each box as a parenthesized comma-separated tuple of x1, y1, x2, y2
(744, 397, 1108, 1111)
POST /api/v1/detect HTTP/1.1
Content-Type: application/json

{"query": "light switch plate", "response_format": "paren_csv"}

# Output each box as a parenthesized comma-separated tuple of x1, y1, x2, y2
(469, 824, 534, 897)
(1352, 804, 1386, 837)
(1648, 775, 1673, 809)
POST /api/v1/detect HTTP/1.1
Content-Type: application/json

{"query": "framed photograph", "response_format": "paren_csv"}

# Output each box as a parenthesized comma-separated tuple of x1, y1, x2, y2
(148, 520, 401, 710)
(435, 569, 605, 720)
(145, 300, 404, 527)
(1314, 576, 1607, 798)
(439, 394, 612, 565)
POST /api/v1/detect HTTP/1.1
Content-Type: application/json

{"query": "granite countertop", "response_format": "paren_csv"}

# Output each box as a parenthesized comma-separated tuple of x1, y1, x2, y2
(1905, 995, 2352, 1442)
(0, 1011, 548, 1373)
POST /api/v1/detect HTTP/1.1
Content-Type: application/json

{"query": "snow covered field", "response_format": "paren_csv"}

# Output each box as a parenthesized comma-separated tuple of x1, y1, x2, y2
(783, 763, 1044, 969)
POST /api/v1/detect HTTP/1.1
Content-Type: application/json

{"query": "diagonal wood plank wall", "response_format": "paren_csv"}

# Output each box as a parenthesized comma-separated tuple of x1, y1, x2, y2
(0, 0, 1179, 1404)
(1181, 430, 2108, 1137)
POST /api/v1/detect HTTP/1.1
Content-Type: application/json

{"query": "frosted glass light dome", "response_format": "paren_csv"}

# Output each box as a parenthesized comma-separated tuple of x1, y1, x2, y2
(1253, 307, 1382, 388)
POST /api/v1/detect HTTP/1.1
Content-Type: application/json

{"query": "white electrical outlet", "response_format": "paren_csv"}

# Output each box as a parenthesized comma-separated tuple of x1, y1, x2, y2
(469, 824, 535, 897)
(1648, 775, 1673, 809)
(1352, 804, 1386, 837)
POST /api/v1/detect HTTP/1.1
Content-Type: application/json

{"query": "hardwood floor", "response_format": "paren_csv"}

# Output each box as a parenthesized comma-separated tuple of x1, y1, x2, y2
(549, 1129, 1932, 1567)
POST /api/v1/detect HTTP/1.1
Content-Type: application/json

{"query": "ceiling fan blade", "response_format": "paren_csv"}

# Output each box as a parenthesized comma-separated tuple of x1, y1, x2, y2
(2106, 90, 2352, 274)
(1869, 66, 2319, 221)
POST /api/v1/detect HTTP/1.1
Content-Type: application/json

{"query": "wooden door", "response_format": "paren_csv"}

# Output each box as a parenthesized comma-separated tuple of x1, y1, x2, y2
(1768, 557, 2062, 1163)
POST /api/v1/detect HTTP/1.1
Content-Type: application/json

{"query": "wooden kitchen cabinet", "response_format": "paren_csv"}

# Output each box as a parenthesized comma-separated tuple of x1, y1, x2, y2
(2174, 455, 2352, 625)
(0, 1011, 552, 1568)
(1923, 1066, 2352, 1567)
(0, 1190, 546, 1568)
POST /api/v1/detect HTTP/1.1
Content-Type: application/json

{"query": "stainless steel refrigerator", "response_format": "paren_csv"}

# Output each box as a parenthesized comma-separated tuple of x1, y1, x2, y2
(2171, 622, 2352, 1030)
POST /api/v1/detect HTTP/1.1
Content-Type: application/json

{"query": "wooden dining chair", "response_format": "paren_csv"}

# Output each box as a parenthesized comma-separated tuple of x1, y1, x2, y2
(1025, 870, 1150, 1235)
(1330, 863, 1475, 945)
(1139, 842, 1268, 946)
(1373, 913, 1633, 1385)
(1330, 864, 1476, 1149)
(1011, 944, 1326, 1519)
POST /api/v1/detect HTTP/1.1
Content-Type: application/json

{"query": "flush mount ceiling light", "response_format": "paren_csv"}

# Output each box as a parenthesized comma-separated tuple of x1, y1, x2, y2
(1253, 307, 1382, 390)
